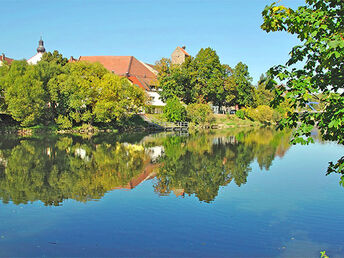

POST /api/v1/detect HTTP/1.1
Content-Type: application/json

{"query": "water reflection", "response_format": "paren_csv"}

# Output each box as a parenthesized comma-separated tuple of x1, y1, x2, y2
(0, 128, 292, 205)
(154, 128, 292, 202)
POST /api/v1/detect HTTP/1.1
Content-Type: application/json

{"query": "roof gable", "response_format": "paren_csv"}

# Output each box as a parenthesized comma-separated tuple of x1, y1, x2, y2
(177, 47, 190, 56)
(78, 56, 157, 90)
(0, 55, 14, 65)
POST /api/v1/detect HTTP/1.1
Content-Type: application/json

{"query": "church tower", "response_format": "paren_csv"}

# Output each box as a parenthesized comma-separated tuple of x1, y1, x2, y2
(37, 37, 46, 53)
(27, 37, 46, 64)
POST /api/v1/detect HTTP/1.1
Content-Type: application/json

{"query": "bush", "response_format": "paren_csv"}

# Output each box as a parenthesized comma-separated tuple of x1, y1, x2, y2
(163, 97, 186, 122)
(56, 115, 73, 129)
(236, 109, 245, 120)
(245, 105, 273, 123)
(187, 103, 214, 124)
(256, 105, 273, 123)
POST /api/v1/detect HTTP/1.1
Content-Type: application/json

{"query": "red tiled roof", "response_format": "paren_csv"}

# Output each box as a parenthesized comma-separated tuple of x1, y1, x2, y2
(178, 47, 190, 56)
(68, 56, 78, 63)
(78, 56, 157, 90)
(128, 76, 150, 91)
(0, 55, 13, 65)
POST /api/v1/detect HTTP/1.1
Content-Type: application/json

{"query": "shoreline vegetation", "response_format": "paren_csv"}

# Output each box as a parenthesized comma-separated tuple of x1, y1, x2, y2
(0, 49, 294, 136)
(0, 113, 269, 136)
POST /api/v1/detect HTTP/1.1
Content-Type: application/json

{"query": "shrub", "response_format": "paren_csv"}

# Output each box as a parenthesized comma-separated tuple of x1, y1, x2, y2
(245, 105, 273, 123)
(163, 97, 186, 122)
(236, 109, 245, 120)
(187, 103, 213, 124)
(56, 115, 73, 129)
(256, 105, 273, 123)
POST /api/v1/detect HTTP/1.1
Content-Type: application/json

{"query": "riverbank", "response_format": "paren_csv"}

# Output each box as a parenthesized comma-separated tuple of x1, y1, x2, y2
(0, 113, 266, 136)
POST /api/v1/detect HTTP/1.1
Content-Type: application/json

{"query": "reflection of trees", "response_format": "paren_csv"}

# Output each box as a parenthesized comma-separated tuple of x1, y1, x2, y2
(0, 129, 292, 205)
(154, 128, 291, 202)
(0, 137, 148, 205)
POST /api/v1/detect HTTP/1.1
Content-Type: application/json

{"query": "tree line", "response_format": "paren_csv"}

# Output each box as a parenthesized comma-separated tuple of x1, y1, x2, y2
(155, 47, 293, 124)
(0, 51, 146, 128)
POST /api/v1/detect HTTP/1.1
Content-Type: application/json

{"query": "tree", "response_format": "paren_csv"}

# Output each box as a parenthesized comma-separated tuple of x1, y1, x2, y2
(157, 58, 195, 104)
(93, 73, 146, 123)
(2, 61, 47, 126)
(40, 50, 68, 66)
(254, 74, 274, 107)
(157, 47, 228, 106)
(261, 0, 344, 173)
(223, 64, 238, 107)
(232, 62, 254, 107)
(50, 61, 145, 127)
(190, 48, 227, 106)
(163, 97, 186, 122)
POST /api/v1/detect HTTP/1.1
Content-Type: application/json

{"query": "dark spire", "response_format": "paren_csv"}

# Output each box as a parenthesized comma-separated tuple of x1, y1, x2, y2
(37, 37, 46, 53)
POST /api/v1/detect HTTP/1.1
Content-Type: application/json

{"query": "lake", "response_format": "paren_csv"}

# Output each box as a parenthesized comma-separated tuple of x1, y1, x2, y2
(0, 128, 343, 257)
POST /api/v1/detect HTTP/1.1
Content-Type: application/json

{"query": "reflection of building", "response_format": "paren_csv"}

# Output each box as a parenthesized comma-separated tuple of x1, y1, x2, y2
(28, 38, 46, 64)
(113, 161, 159, 190)
(146, 146, 164, 162)
(171, 46, 190, 65)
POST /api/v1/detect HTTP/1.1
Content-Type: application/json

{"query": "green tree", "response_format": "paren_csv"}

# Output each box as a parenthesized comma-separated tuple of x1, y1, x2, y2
(254, 74, 274, 107)
(191, 47, 227, 106)
(261, 0, 344, 173)
(163, 97, 186, 122)
(233, 62, 254, 107)
(40, 50, 68, 66)
(49, 61, 145, 127)
(0, 62, 10, 112)
(157, 47, 230, 106)
(3, 61, 47, 126)
(93, 73, 146, 123)
(157, 57, 195, 104)
(186, 102, 214, 125)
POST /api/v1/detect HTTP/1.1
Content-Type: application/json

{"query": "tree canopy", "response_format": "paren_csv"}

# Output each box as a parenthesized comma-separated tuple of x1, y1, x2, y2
(261, 0, 344, 173)
(0, 51, 146, 128)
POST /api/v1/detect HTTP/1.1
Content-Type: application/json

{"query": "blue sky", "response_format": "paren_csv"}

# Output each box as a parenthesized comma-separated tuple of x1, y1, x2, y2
(1, 0, 305, 84)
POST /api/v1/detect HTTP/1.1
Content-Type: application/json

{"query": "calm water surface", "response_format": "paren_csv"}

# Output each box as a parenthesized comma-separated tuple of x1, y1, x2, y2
(0, 128, 343, 257)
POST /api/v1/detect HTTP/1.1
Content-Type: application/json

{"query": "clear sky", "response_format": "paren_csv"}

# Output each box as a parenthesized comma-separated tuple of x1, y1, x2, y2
(1, 0, 305, 84)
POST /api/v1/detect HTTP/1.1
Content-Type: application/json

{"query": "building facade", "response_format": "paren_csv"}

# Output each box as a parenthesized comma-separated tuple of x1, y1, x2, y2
(171, 46, 190, 65)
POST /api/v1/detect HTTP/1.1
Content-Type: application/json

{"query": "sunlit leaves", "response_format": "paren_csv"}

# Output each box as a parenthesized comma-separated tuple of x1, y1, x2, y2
(261, 0, 344, 174)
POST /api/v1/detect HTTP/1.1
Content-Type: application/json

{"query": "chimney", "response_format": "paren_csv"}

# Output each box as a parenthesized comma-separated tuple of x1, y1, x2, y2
(1, 53, 5, 61)
(182, 46, 186, 50)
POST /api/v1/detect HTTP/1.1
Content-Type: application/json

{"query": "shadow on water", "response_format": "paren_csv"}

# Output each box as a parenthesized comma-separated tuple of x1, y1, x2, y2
(0, 128, 293, 205)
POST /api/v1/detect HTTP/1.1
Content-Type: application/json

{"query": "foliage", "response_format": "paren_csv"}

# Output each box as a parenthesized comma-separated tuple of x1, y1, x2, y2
(163, 97, 186, 122)
(41, 50, 68, 66)
(154, 128, 292, 202)
(233, 62, 254, 107)
(320, 251, 329, 258)
(2, 61, 47, 126)
(245, 105, 274, 123)
(186, 102, 213, 125)
(236, 109, 245, 120)
(158, 48, 252, 107)
(0, 136, 148, 205)
(190, 48, 227, 106)
(261, 0, 344, 173)
(0, 54, 146, 128)
(254, 74, 274, 107)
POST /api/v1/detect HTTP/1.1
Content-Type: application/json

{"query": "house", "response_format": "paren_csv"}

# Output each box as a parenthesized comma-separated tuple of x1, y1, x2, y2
(73, 55, 165, 110)
(0, 53, 13, 66)
(27, 38, 46, 64)
(171, 46, 190, 65)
